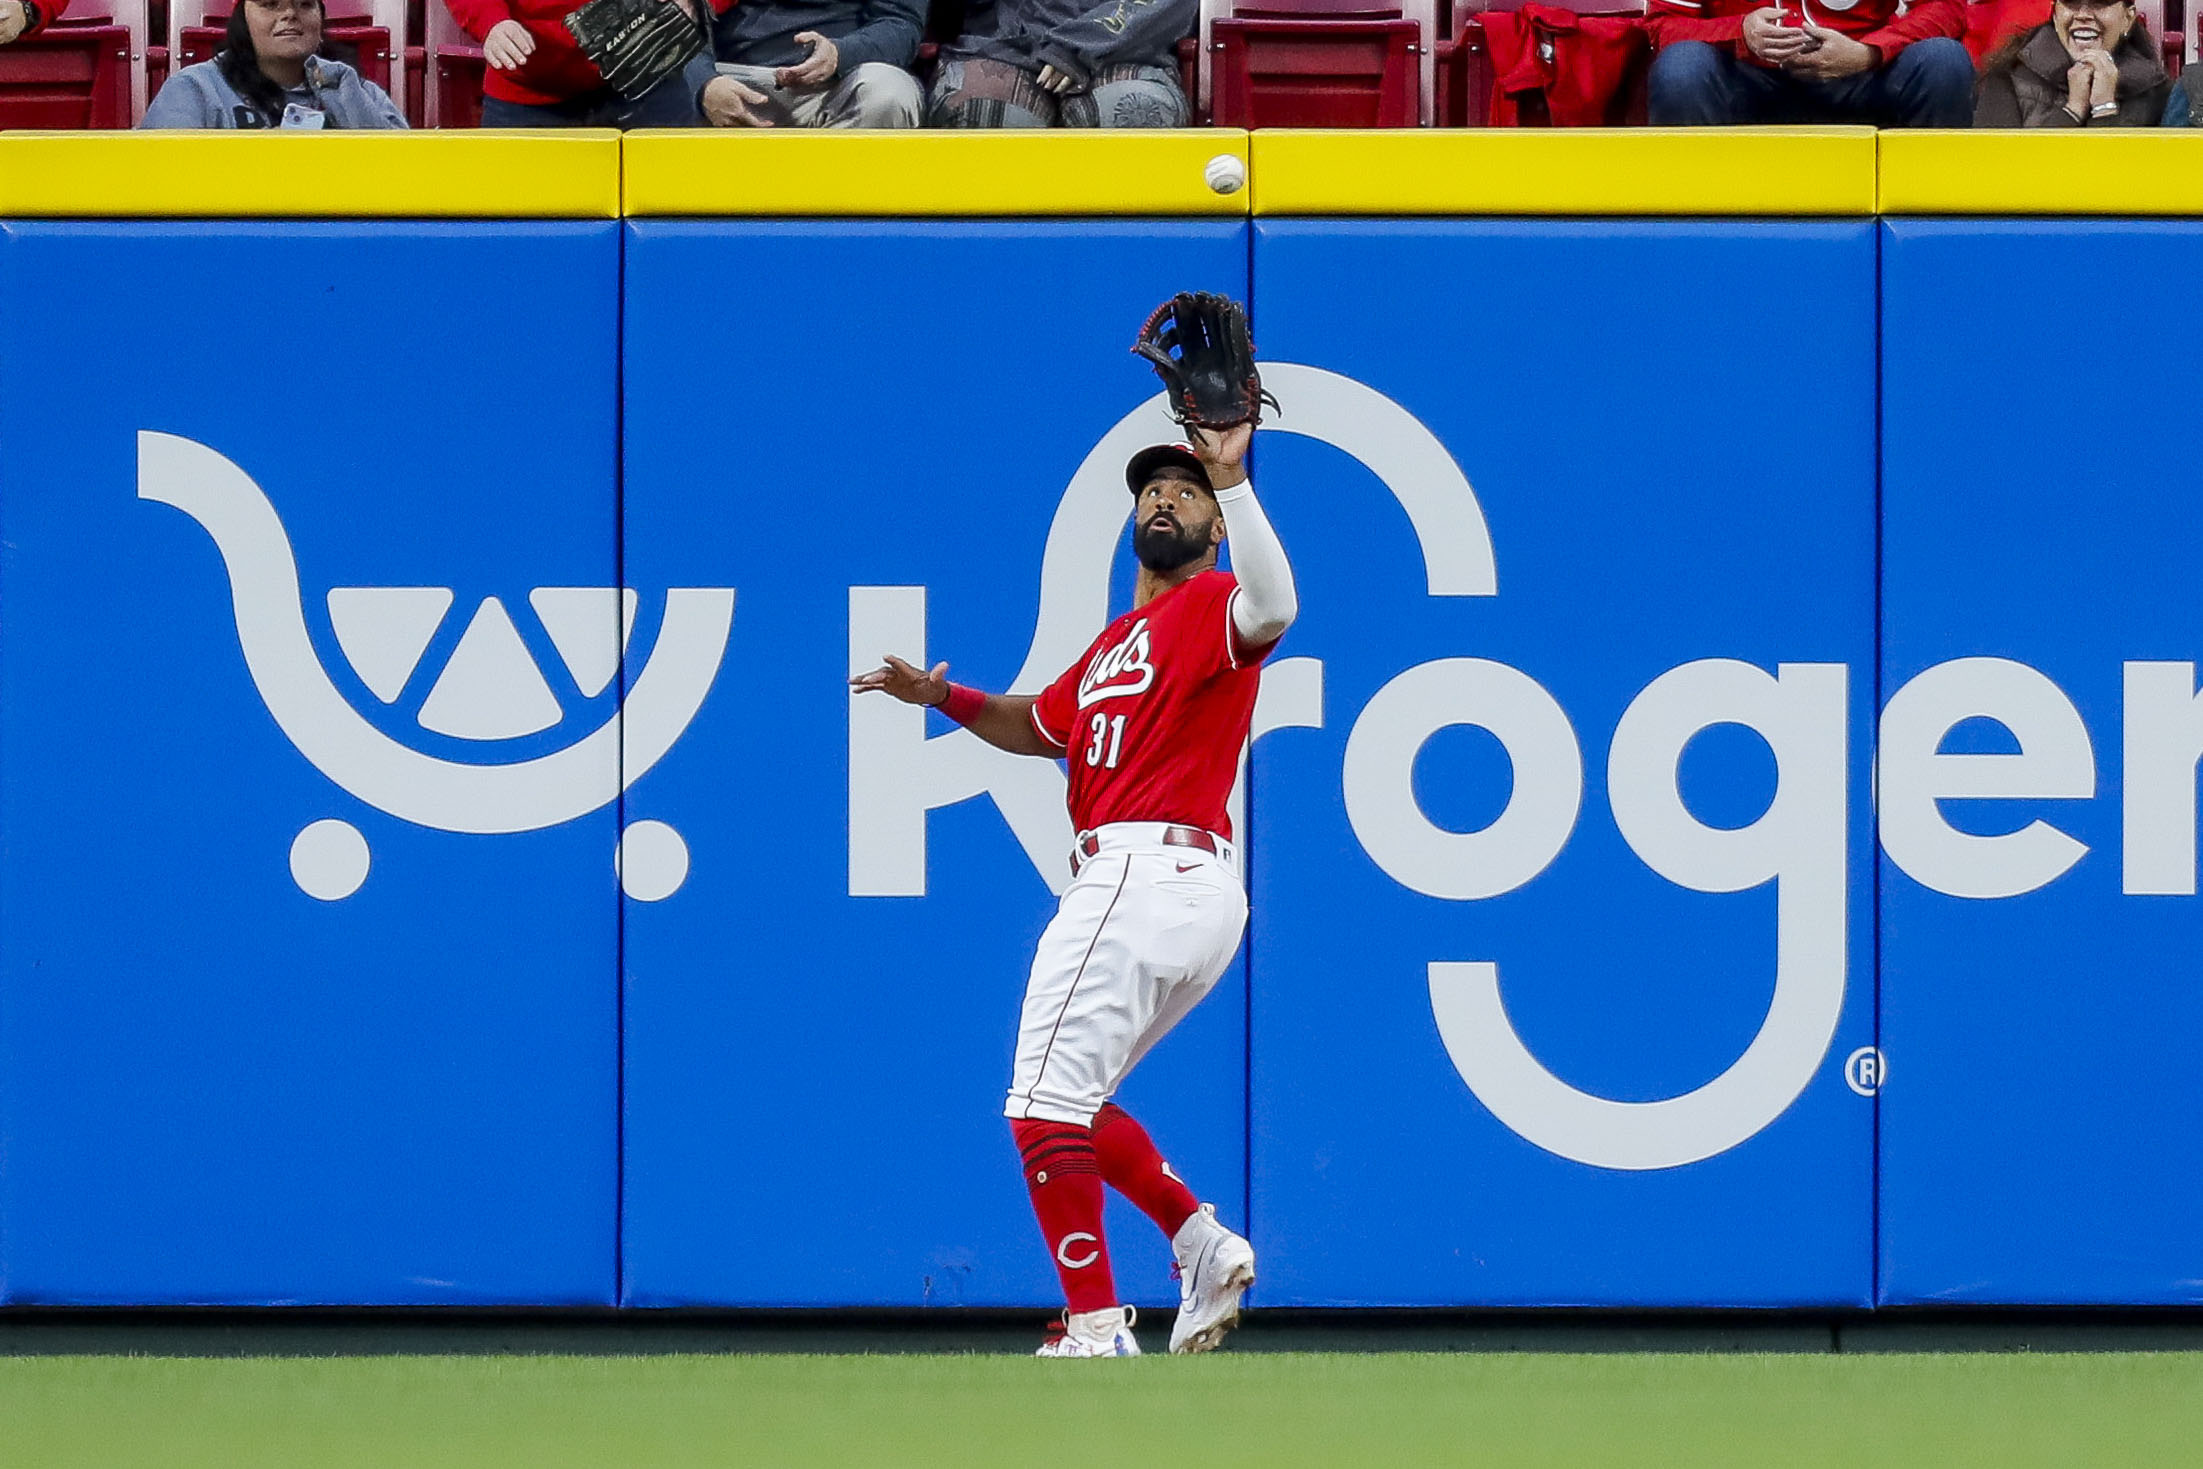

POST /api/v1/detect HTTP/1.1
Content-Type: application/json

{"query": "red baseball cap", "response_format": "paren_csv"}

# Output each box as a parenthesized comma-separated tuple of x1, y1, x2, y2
(1124, 443, 1208, 496)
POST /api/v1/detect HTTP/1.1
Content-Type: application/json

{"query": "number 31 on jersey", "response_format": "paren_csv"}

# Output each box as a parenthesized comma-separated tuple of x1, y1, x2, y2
(1084, 713, 1126, 770)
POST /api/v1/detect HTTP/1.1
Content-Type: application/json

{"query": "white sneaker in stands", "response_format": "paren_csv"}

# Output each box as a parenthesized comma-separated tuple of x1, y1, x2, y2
(1035, 1305, 1141, 1358)
(1169, 1204, 1255, 1354)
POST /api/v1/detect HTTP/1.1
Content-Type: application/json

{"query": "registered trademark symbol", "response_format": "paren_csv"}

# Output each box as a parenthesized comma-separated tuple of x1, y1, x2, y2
(1845, 1047, 1886, 1097)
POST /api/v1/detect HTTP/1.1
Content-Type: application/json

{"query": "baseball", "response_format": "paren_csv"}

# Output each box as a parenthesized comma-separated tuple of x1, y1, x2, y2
(1204, 154, 1246, 196)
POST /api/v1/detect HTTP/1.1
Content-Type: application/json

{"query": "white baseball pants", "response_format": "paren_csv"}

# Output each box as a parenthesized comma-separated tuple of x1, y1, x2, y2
(1003, 824, 1248, 1126)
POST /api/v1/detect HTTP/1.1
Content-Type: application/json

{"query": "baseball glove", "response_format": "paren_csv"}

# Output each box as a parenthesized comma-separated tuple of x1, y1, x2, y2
(563, 0, 705, 101)
(1132, 292, 1279, 430)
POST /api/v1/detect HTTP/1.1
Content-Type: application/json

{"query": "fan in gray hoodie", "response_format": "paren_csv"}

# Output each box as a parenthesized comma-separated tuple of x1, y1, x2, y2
(142, 53, 405, 129)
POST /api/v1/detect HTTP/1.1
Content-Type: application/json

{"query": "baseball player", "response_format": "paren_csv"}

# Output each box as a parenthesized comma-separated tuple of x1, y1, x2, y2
(851, 408, 1296, 1357)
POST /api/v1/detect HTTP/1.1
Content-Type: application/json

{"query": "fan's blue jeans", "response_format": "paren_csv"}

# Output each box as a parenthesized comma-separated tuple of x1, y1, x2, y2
(1647, 37, 1974, 126)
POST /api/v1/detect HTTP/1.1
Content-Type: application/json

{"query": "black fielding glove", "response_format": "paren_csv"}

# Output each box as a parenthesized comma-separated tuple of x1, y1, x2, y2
(1132, 292, 1279, 430)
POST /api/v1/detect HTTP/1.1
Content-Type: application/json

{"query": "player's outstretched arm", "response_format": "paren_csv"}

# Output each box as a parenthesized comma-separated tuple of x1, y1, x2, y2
(1191, 424, 1297, 650)
(849, 655, 1059, 757)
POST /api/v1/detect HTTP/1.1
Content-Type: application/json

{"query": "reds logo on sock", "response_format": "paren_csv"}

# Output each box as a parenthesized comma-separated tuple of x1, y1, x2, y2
(1077, 620, 1155, 709)
(1055, 1232, 1102, 1269)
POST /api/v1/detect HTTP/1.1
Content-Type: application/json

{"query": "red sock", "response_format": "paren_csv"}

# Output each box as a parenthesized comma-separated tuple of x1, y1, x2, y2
(1092, 1102, 1200, 1239)
(1012, 1119, 1117, 1314)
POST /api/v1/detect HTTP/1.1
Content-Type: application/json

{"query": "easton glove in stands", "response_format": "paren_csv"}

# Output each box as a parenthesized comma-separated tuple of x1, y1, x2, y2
(563, 0, 705, 99)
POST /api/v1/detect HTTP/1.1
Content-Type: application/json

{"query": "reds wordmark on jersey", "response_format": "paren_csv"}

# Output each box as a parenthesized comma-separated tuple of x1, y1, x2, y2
(1030, 569, 1276, 839)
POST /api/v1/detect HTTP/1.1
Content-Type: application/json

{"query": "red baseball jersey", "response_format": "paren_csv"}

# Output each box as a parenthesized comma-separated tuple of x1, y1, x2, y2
(1029, 570, 1277, 840)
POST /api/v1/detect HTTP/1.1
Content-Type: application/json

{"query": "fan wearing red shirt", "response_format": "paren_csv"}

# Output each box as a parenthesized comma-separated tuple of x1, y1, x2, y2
(1645, 0, 1973, 125)
(446, 0, 730, 126)
(0, 0, 65, 46)
(851, 423, 1296, 1359)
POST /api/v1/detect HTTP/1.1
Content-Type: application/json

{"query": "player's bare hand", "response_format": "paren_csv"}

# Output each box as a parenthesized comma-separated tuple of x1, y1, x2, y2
(776, 31, 839, 88)
(850, 654, 950, 706)
(0, 0, 33, 45)
(703, 75, 776, 126)
(1037, 63, 1080, 94)
(1188, 422, 1253, 488)
(483, 18, 537, 71)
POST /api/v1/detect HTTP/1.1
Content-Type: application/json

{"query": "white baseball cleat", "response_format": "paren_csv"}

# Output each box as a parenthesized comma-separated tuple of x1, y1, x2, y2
(1169, 1203, 1256, 1354)
(1035, 1305, 1142, 1358)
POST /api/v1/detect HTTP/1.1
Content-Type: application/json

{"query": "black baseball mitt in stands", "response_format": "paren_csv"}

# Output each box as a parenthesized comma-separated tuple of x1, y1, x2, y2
(563, 0, 705, 101)
(1133, 292, 1279, 430)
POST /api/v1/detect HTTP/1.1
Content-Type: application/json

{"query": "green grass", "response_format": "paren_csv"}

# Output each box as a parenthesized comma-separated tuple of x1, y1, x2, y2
(5, 1350, 2203, 1468)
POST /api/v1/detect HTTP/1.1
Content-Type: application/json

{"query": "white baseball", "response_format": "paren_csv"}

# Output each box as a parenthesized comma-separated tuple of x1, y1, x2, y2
(1204, 154, 1246, 196)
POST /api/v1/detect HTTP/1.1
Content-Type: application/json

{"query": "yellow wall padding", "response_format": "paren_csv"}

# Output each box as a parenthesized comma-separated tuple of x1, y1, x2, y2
(1250, 128, 1880, 217)
(620, 129, 1254, 217)
(0, 131, 620, 219)
(1879, 130, 2203, 215)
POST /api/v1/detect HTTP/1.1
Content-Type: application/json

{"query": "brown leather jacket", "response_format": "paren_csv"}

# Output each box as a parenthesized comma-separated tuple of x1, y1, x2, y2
(1974, 23, 2167, 126)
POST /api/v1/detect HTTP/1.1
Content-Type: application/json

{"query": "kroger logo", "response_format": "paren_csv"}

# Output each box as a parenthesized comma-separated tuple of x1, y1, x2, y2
(138, 431, 734, 905)
(847, 366, 2203, 1174)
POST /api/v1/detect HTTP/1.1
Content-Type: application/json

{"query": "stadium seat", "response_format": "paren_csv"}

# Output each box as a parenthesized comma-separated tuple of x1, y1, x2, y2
(170, 0, 405, 114)
(42, 0, 150, 121)
(1436, 0, 1645, 126)
(404, 0, 426, 124)
(425, 0, 481, 126)
(0, 22, 133, 127)
(1202, 0, 1438, 127)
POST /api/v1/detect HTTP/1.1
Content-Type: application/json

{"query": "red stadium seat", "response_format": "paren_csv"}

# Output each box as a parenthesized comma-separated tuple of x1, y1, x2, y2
(401, 0, 424, 122)
(425, 0, 481, 126)
(404, 40, 425, 124)
(0, 23, 133, 128)
(46, 0, 151, 121)
(1203, 0, 1434, 127)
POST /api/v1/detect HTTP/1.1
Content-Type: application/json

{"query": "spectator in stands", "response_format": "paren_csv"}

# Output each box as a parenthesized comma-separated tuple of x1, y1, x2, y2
(451, 0, 721, 126)
(698, 0, 923, 126)
(1645, 0, 1975, 125)
(927, 0, 1193, 126)
(0, 0, 64, 48)
(1976, 0, 2165, 124)
(2165, 64, 2203, 123)
(141, 0, 405, 127)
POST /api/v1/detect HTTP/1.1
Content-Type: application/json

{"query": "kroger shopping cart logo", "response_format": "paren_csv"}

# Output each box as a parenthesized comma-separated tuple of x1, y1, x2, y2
(137, 431, 733, 904)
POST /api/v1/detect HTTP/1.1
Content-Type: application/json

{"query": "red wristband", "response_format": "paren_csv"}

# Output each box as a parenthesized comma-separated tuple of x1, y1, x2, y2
(938, 683, 987, 726)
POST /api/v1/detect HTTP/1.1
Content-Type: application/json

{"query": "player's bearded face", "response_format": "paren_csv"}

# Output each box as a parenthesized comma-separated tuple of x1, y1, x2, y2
(1134, 482, 1218, 574)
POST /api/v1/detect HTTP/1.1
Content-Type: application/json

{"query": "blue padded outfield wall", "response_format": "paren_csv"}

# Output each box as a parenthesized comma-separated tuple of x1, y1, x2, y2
(617, 221, 1252, 1308)
(0, 222, 623, 1304)
(1247, 222, 1877, 1307)
(0, 211, 2198, 1308)
(1880, 219, 2203, 1306)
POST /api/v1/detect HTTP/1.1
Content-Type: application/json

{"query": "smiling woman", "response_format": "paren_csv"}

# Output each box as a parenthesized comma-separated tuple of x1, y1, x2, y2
(1972, 0, 2169, 126)
(139, 0, 407, 129)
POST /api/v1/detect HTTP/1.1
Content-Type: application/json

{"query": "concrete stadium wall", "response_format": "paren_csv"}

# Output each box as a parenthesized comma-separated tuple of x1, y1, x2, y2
(0, 129, 2198, 1309)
